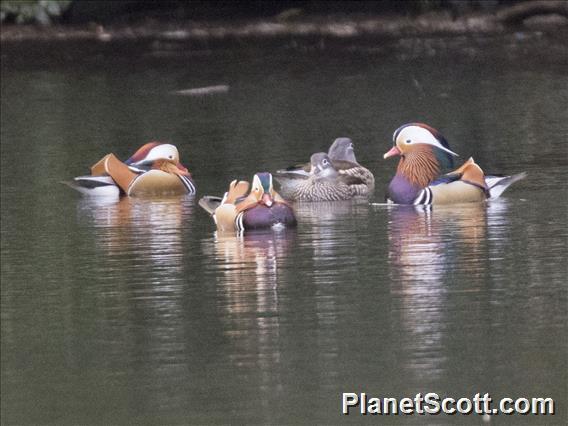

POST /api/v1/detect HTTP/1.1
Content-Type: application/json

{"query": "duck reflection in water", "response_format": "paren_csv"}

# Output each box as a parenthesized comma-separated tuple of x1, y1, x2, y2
(77, 195, 194, 272)
(294, 200, 370, 262)
(209, 230, 295, 315)
(386, 201, 510, 381)
(75, 195, 196, 413)
(204, 229, 296, 401)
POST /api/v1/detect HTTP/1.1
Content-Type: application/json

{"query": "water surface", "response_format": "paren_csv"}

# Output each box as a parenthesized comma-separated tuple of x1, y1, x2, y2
(1, 34, 567, 424)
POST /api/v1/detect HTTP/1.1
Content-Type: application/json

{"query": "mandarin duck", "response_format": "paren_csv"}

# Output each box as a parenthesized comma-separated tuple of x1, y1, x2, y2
(383, 123, 526, 205)
(198, 173, 297, 232)
(280, 153, 370, 201)
(275, 137, 375, 200)
(68, 142, 196, 197)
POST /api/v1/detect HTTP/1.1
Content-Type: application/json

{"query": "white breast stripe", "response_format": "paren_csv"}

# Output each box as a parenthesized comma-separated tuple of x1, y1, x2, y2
(235, 212, 245, 232)
(178, 175, 196, 194)
(413, 187, 432, 205)
(414, 189, 426, 205)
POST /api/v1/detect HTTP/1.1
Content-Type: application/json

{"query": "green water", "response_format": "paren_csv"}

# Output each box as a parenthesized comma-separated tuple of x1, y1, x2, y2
(1, 33, 567, 424)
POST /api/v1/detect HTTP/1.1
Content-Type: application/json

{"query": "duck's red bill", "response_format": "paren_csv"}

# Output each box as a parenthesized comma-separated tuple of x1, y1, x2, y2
(383, 146, 401, 159)
(261, 193, 273, 207)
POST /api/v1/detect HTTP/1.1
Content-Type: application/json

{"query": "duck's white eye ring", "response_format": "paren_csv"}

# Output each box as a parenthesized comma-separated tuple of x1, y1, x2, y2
(322, 159, 329, 165)
(405, 139, 411, 144)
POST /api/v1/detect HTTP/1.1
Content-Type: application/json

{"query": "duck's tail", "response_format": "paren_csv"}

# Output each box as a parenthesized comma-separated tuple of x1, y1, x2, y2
(62, 176, 121, 197)
(198, 196, 223, 216)
(486, 172, 527, 199)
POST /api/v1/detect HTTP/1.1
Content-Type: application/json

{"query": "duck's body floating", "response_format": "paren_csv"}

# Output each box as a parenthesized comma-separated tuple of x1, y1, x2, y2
(68, 142, 196, 197)
(384, 123, 526, 205)
(275, 137, 375, 200)
(199, 173, 297, 232)
(281, 153, 370, 201)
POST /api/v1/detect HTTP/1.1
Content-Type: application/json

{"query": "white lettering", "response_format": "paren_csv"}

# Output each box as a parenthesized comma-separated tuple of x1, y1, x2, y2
(515, 398, 530, 414)
(501, 397, 514, 414)
(367, 398, 381, 414)
(424, 393, 440, 414)
(383, 397, 397, 414)
(400, 398, 414, 414)
(532, 397, 554, 414)
(442, 397, 456, 414)
(457, 397, 473, 414)
(342, 393, 359, 415)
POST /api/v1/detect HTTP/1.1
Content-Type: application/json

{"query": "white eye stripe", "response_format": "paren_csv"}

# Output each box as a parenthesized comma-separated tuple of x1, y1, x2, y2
(138, 144, 180, 163)
(397, 126, 458, 157)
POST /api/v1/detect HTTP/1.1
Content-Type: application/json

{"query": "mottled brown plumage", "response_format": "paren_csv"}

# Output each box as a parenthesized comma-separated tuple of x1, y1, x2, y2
(287, 153, 367, 201)
(275, 138, 375, 200)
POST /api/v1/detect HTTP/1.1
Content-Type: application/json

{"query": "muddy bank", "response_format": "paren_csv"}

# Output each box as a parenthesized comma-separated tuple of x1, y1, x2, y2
(2, 4, 568, 45)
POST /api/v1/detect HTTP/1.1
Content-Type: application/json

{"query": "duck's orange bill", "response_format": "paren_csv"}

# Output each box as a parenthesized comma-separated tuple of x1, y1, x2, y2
(383, 146, 401, 159)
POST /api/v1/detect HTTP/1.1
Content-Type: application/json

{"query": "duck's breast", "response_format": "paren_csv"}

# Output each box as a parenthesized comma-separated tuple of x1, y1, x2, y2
(387, 174, 422, 204)
(243, 204, 297, 229)
(128, 170, 191, 196)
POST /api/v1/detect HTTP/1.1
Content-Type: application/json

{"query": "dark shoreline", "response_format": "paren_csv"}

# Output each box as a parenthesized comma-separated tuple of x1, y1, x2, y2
(2, 8, 567, 44)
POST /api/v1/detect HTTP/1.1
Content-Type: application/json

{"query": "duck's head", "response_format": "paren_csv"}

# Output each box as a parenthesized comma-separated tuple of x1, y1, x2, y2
(126, 142, 189, 174)
(383, 123, 458, 170)
(310, 153, 338, 179)
(328, 137, 357, 163)
(251, 172, 277, 207)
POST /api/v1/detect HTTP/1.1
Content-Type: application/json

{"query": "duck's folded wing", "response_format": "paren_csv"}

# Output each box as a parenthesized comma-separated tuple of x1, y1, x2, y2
(430, 172, 463, 186)
(339, 174, 372, 197)
(339, 175, 366, 186)
(286, 162, 311, 172)
(337, 163, 375, 189)
(275, 161, 311, 178)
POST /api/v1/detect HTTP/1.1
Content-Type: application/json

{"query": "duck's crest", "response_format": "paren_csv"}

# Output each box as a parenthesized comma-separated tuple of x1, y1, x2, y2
(125, 141, 162, 164)
(256, 172, 273, 193)
(396, 123, 454, 170)
(393, 123, 450, 150)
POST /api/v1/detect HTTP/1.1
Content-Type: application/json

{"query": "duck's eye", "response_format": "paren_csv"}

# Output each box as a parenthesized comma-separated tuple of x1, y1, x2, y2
(405, 139, 412, 144)
(322, 159, 329, 165)
(254, 187, 259, 192)
(169, 155, 173, 159)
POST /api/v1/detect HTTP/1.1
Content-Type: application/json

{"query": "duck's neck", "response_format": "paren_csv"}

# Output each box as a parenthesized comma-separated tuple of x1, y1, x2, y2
(396, 147, 441, 189)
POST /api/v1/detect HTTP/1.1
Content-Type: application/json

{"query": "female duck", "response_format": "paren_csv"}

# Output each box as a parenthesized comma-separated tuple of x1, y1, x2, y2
(384, 123, 526, 205)
(284, 153, 369, 201)
(69, 142, 196, 197)
(275, 137, 374, 199)
(199, 173, 297, 232)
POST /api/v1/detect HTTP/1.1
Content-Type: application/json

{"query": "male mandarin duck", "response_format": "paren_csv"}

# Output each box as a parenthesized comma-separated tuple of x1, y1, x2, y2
(275, 137, 375, 200)
(198, 172, 297, 232)
(383, 123, 526, 205)
(68, 142, 196, 197)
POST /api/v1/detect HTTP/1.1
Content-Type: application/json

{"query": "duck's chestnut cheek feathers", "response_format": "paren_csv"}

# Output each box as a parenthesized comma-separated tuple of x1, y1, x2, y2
(384, 145, 402, 159)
